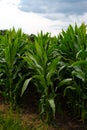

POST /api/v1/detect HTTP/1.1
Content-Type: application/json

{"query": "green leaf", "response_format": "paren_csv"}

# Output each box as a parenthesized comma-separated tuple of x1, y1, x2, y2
(71, 60, 87, 67)
(58, 78, 72, 88)
(21, 78, 32, 96)
(47, 57, 59, 83)
(35, 41, 42, 58)
(81, 110, 87, 120)
(4, 47, 10, 65)
(48, 99, 55, 118)
(27, 53, 43, 71)
(72, 70, 85, 82)
(64, 86, 76, 96)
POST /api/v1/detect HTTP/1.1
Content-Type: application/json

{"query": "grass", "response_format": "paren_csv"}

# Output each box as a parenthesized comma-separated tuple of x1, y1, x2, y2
(0, 113, 28, 130)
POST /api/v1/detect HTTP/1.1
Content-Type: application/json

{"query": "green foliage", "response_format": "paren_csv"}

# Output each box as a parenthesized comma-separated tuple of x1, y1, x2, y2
(58, 23, 87, 63)
(58, 23, 87, 120)
(22, 32, 60, 123)
(0, 28, 29, 109)
(0, 23, 87, 123)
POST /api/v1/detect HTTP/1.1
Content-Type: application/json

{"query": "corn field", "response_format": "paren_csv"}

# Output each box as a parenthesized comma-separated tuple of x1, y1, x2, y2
(0, 23, 87, 123)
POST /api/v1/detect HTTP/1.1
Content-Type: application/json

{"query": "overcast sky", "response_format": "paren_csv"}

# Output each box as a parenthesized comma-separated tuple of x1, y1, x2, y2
(0, 0, 87, 36)
(19, 0, 87, 15)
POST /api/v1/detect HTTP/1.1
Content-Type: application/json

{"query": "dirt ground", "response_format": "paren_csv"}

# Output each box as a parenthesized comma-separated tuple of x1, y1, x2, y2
(20, 104, 87, 130)
(0, 94, 87, 130)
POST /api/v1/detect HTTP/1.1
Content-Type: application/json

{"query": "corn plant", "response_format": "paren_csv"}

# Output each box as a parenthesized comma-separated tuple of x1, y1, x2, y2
(0, 28, 29, 109)
(58, 23, 87, 120)
(21, 32, 73, 123)
(58, 23, 87, 63)
(21, 32, 60, 123)
(70, 56, 87, 120)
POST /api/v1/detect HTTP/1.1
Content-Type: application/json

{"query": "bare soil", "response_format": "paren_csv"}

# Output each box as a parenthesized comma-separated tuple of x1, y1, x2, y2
(0, 94, 86, 130)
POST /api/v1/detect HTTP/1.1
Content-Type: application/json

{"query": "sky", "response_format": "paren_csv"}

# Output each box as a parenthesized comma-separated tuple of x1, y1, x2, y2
(0, 0, 87, 36)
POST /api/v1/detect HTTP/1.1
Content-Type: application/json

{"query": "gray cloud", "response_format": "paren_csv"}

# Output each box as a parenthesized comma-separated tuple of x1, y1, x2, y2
(18, 0, 87, 17)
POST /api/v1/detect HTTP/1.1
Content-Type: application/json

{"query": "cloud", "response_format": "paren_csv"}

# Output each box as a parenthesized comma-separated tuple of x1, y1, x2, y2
(0, 1, 57, 35)
(0, 0, 20, 5)
(0, 0, 87, 36)
(18, 0, 87, 16)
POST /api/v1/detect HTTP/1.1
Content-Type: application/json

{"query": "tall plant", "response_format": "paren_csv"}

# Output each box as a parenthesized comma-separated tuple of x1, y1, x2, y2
(58, 23, 87, 120)
(21, 32, 72, 123)
(21, 32, 60, 123)
(0, 28, 28, 109)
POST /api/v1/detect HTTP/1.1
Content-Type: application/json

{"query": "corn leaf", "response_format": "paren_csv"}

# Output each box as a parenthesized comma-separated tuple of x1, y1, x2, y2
(72, 70, 85, 82)
(48, 99, 55, 118)
(58, 78, 72, 88)
(64, 86, 76, 96)
(21, 78, 32, 96)
(71, 60, 87, 67)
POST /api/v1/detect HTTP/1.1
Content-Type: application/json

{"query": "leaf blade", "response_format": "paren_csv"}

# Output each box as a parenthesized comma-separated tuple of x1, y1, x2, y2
(21, 78, 32, 96)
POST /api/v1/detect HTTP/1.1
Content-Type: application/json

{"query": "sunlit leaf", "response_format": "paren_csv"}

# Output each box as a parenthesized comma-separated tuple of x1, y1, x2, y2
(21, 78, 32, 96)
(48, 99, 55, 118)
(58, 78, 72, 88)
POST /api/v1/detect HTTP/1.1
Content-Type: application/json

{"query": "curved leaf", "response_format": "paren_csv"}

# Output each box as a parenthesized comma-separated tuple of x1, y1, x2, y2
(21, 78, 32, 96)
(58, 78, 72, 88)
(64, 86, 76, 96)
(48, 99, 55, 118)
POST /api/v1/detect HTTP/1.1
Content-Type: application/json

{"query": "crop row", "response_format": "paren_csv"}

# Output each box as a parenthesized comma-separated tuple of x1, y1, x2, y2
(0, 23, 87, 123)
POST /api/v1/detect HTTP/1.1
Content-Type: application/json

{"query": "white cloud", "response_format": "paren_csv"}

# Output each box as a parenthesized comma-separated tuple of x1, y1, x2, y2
(0, 0, 87, 36)
(0, 0, 20, 5)
(0, 1, 57, 35)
